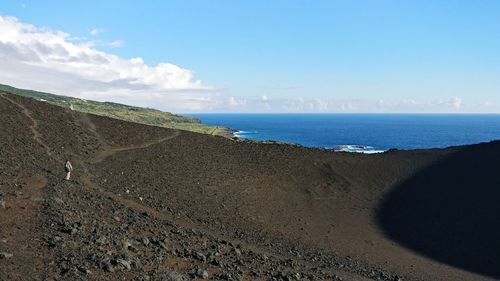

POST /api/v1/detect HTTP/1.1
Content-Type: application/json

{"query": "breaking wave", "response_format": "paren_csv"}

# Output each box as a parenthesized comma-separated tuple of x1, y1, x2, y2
(234, 130, 259, 138)
(332, 145, 385, 154)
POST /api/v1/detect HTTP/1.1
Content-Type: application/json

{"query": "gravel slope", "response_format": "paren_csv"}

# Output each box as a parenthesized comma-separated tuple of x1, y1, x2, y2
(1, 92, 499, 281)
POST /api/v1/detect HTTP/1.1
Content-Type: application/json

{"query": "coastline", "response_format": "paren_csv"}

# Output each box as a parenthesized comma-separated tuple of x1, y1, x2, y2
(193, 113, 500, 153)
(231, 130, 387, 153)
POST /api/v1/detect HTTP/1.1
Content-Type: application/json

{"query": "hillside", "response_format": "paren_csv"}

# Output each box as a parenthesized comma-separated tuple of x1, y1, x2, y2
(0, 84, 232, 137)
(1, 92, 499, 281)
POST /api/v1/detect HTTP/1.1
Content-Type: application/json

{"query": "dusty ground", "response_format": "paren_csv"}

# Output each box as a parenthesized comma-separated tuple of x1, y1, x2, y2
(1, 92, 499, 281)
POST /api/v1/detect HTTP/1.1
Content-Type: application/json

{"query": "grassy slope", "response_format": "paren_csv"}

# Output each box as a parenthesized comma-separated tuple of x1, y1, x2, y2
(0, 84, 232, 137)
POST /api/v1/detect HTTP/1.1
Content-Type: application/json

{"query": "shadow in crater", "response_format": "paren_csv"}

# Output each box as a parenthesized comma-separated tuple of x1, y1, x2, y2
(378, 141, 500, 279)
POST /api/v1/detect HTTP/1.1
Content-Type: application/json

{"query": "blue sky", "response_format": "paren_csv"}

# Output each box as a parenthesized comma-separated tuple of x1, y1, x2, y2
(1, 1, 499, 112)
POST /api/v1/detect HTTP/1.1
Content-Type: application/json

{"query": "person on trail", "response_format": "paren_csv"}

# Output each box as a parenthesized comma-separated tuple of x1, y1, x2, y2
(64, 160, 73, 180)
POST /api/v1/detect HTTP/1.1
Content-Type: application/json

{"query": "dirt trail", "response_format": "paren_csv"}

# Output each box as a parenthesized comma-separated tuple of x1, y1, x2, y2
(74, 114, 180, 192)
(0, 93, 57, 161)
(92, 130, 180, 164)
(0, 94, 57, 281)
(73, 119, 196, 231)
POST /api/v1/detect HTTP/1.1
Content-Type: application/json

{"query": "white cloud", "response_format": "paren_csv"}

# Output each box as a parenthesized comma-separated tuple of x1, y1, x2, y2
(222, 96, 334, 112)
(228, 96, 246, 107)
(0, 16, 214, 112)
(450, 97, 462, 109)
(89, 28, 104, 36)
(107, 40, 124, 48)
(315, 98, 329, 111)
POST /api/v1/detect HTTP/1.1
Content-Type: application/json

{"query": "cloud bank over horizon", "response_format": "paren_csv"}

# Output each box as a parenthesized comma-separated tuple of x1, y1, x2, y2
(220, 95, 480, 113)
(0, 15, 496, 113)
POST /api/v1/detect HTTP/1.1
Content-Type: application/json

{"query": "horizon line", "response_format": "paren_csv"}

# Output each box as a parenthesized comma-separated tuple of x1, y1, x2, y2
(182, 112, 500, 115)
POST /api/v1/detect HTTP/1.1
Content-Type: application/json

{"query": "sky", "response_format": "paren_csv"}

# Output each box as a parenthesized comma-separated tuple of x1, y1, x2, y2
(0, 1, 499, 113)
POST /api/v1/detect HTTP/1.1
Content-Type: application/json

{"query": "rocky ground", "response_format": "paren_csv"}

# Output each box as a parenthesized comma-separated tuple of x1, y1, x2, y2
(1, 92, 499, 281)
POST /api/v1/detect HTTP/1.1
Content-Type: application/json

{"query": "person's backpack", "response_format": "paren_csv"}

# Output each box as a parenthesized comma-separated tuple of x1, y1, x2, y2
(64, 162, 72, 172)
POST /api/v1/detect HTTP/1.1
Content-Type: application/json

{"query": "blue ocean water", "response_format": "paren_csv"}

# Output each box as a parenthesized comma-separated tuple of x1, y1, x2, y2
(188, 114, 500, 152)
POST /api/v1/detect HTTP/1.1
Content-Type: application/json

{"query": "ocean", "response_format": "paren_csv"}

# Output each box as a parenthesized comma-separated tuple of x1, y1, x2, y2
(187, 114, 500, 153)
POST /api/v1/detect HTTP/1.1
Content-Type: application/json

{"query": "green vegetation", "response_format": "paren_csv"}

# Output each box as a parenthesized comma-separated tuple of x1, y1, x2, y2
(0, 84, 232, 137)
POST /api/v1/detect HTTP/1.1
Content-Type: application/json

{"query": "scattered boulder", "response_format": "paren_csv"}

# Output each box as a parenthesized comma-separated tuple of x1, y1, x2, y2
(0, 252, 13, 259)
(50, 196, 65, 205)
(234, 248, 242, 256)
(122, 239, 133, 250)
(117, 258, 131, 270)
(95, 236, 107, 245)
(130, 257, 143, 270)
(194, 252, 207, 262)
(156, 269, 187, 281)
(48, 236, 63, 248)
(78, 266, 91, 275)
(196, 269, 209, 279)
(104, 262, 114, 272)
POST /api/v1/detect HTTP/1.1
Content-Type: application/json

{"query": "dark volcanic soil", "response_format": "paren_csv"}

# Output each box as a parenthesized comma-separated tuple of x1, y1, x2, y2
(1, 92, 499, 281)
